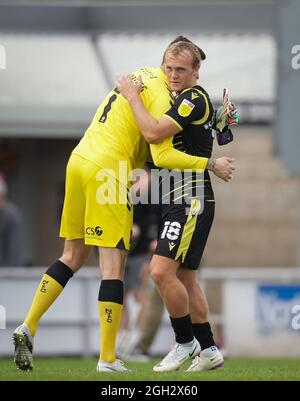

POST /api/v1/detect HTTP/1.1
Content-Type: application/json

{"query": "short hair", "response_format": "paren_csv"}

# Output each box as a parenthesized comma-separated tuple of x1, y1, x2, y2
(169, 36, 206, 60)
(162, 35, 206, 68)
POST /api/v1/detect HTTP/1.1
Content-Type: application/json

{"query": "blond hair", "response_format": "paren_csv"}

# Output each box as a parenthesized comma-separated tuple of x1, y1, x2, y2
(162, 41, 201, 68)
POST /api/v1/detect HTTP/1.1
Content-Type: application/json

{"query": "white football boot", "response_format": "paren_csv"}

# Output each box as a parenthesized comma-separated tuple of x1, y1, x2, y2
(96, 359, 129, 372)
(153, 338, 200, 372)
(186, 346, 224, 371)
(13, 323, 34, 371)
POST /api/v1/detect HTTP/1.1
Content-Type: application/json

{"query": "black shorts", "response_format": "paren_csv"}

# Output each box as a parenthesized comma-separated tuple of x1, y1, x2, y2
(155, 200, 215, 270)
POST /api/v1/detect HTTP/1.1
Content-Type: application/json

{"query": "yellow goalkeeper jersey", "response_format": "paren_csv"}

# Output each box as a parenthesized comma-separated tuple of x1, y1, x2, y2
(73, 67, 173, 184)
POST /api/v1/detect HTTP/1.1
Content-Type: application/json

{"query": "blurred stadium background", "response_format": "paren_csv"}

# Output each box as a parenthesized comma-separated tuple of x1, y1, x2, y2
(0, 0, 300, 361)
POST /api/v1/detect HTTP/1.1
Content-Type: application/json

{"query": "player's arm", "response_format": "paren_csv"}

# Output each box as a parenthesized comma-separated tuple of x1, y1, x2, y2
(149, 141, 234, 180)
(149, 91, 235, 178)
(118, 76, 234, 180)
(150, 137, 208, 171)
(117, 74, 181, 144)
(149, 88, 235, 179)
(117, 75, 208, 169)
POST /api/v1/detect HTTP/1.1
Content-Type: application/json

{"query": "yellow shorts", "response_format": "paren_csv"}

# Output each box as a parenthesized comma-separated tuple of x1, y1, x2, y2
(60, 153, 133, 250)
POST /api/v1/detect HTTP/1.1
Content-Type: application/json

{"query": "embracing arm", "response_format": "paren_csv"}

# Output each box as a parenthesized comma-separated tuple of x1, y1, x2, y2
(122, 92, 178, 144)
(150, 140, 235, 181)
(117, 75, 235, 180)
(117, 74, 179, 144)
(150, 138, 208, 171)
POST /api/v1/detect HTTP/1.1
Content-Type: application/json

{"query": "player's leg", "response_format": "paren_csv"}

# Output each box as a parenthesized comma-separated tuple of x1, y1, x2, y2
(13, 239, 90, 371)
(23, 153, 91, 336)
(180, 269, 223, 371)
(176, 201, 223, 371)
(150, 255, 200, 372)
(96, 246, 128, 372)
(25, 239, 90, 336)
(151, 255, 187, 317)
(84, 172, 133, 372)
(13, 154, 90, 371)
(177, 268, 217, 348)
(151, 199, 208, 372)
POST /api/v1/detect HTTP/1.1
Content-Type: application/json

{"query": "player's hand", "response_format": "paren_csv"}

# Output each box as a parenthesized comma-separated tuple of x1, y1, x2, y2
(211, 156, 235, 182)
(117, 74, 143, 101)
(216, 88, 239, 132)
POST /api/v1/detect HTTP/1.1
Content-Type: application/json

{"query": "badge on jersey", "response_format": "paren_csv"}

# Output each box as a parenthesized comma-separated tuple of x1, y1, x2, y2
(178, 98, 195, 117)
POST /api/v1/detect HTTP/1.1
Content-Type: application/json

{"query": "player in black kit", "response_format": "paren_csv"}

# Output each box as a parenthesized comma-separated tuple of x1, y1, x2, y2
(117, 37, 237, 372)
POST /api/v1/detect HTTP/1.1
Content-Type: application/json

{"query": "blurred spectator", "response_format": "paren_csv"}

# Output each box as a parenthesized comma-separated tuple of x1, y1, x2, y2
(0, 175, 23, 267)
(128, 281, 164, 361)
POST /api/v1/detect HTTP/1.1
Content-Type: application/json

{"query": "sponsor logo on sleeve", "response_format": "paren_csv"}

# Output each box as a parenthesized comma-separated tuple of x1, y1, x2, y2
(178, 98, 195, 117)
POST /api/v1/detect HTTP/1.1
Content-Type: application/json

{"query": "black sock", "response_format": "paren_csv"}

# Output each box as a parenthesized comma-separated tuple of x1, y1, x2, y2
(45, 260, 74, 288)
(193, 322, 215, 349)
(170, 314, 194, 344)
(98, 279, 124, 304)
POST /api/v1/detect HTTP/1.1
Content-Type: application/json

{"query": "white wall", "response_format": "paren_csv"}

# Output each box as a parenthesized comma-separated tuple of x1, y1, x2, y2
(1, 267, 300, 357)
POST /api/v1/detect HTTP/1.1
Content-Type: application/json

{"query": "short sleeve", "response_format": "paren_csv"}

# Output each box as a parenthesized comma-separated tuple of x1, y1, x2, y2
(164, 88, 209, 130)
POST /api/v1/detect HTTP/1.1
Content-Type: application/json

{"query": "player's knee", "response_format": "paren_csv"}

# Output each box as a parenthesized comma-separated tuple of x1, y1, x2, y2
(60, 250, 86, 271)
(150, 268, 168, 287)
(179, 276, 194, 293)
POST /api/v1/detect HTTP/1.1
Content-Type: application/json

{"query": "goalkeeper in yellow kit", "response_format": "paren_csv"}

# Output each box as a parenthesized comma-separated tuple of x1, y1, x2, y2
(12, 39, 234, 373)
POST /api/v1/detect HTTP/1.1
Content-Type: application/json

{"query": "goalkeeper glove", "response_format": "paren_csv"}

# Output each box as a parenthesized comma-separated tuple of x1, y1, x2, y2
(216, 88, 239, 132)
(215, 88, 238, 145)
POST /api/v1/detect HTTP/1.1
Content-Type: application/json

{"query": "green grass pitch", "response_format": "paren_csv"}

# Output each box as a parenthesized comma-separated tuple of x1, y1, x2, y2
(1, 357, 300, 381)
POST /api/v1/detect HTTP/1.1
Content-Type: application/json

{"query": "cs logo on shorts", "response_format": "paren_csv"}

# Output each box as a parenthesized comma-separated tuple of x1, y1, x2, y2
(85, 226, 103, 237)
(161, 221, 181, 241)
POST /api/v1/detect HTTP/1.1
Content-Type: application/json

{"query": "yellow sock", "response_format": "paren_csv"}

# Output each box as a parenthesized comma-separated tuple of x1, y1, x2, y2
(98, 301, 123, 363)
(24, 274, 63, 336)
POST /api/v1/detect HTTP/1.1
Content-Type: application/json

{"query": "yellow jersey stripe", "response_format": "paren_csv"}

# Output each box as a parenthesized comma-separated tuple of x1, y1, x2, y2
(164, 114, 183, 130)
(190, 90, 210, 125)
(175, 198, 201, 262)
